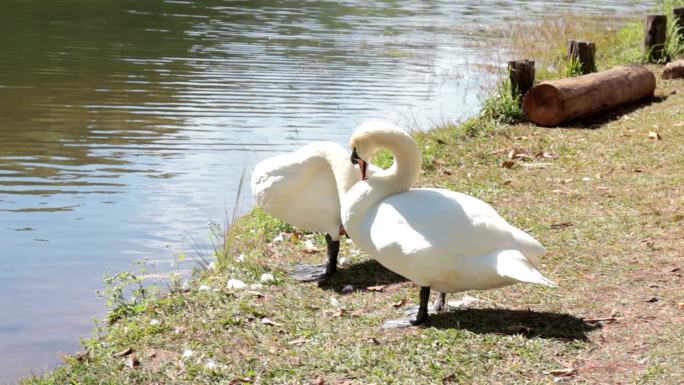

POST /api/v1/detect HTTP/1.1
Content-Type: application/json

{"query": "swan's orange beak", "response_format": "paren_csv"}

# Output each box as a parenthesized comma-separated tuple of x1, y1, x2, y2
(350, 147, 368, 181)
(358, 159, 367, 181)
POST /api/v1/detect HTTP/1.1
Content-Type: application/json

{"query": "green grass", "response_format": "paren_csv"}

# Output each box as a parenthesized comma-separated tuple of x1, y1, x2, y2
(23, 5, 684, 385)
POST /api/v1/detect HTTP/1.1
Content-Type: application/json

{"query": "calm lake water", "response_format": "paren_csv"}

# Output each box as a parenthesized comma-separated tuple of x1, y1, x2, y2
(0, 0, 652, 382)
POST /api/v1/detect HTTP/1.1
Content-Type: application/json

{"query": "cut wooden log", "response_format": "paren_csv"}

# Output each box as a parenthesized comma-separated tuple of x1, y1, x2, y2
(567, 40, 596, 74)
(644, 15, 667, 63)
(508, 59, 535, 101)
(522, 65, 656, 127)
(674, 8, 684, 44)
(663, 59, 684, 79)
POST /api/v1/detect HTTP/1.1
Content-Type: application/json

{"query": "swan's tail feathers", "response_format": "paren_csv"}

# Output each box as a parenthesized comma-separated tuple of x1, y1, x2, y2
(496, 250, 557, 287)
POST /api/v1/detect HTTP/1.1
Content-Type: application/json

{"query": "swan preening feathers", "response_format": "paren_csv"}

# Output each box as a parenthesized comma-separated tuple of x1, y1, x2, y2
(251, 141, 377, 280)
(252, 120, 554, 325)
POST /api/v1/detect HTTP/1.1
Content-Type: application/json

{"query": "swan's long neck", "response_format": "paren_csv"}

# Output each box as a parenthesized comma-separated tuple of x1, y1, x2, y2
(311, 143, 357, 204)
(343, 128, 421, 233)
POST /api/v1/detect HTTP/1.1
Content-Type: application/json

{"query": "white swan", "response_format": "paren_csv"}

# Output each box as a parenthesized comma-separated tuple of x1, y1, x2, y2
(342, 121, 555, 325)
(251, 141, 378, 280)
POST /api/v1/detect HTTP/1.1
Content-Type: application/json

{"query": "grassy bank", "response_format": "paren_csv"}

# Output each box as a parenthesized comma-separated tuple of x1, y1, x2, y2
(26, 7, 684, 385)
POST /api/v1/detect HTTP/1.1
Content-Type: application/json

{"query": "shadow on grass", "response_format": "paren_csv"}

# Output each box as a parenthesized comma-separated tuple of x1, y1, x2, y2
(428, 308, 600, 340)
(563, 94, 667, 129)
(318, 259, 408, 293)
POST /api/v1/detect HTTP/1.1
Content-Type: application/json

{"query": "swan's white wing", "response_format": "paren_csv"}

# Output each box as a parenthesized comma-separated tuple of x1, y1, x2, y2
(362, 188, 548, 291)
(251, 143, 345, 235)
(369, 189, 540, 255)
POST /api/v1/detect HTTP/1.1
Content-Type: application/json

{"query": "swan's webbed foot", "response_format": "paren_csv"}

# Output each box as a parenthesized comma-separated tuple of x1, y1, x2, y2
(410, 286, 431, 326)
(433, 292, 446, 312)
(292, 233, 339, 282)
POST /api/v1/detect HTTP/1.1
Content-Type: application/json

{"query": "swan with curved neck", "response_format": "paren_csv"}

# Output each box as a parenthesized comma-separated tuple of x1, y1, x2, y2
(342, 121, 554, 325)
(252, 141, 377, 280)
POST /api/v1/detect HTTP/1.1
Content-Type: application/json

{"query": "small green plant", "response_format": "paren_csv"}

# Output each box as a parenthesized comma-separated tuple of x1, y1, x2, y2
(480, 80, 524, 125)
(96, 261, 157, 324)
(372, 149, 394, 169)
(665, 18, 684, 60)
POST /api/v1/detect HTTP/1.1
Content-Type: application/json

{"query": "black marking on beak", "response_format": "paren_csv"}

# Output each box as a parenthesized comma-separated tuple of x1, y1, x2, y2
(351, 147, 360, 165)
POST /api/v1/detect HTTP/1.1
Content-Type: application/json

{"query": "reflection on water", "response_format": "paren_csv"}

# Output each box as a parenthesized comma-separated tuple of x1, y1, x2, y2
(0, 0, 651, 382)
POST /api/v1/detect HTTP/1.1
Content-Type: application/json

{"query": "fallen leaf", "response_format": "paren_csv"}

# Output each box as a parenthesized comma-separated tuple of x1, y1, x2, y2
(447, 294, 478, 308)
(289, 337, 308, 345)
(534, 151, 555, 159)
(634, 168, 644, 173)
(125, 354, 140, 369)
(114, 348, 134, 357)
(502, 180, 512, 186)
(392, 299, 406, 308)
(550, 222, 573, 229)
(513, 135, 528, 140)
(501, 160, 515, 169)
(303, 239, 319, 253)
(645, 297, 658, 303)
(442, 374, 457, 384)
(583, 316, 617, 323)
(228, 378, 252, 385)
(290, 233, 300, 242)
(508, 148, 533, 160)
(366, 285, 386, 292)
(436, 139, 447, 145)
(491, 148, 506, 155)
(261, 317, 281, 326)
(548, 368, 577, 377)
(648, 131, 662, 140)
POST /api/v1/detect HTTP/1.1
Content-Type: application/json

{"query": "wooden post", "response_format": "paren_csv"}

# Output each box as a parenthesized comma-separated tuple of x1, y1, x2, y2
(567, 40, 596, 74)
(674, 8, 684, 44)
(522, 65, 656, 127)
(507, 59, 535, 102)
(644, 15, 667, 63)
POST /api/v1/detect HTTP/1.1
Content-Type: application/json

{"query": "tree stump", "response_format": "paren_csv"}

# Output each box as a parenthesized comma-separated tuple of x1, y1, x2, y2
(644, 14, 667, 63)
(567, 40, 596, 74)
(522, 65, 656, 127)
(674, 8, 684, 44)
(508, 60, 535, 102)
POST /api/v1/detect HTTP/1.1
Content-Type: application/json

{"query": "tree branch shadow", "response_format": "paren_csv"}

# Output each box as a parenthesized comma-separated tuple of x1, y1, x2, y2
(427, 308, 601, 341)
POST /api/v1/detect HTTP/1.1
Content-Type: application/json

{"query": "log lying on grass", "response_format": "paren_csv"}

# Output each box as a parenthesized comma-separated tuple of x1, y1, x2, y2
(522, 65, 656, 127)
(663, 59, 684, 79)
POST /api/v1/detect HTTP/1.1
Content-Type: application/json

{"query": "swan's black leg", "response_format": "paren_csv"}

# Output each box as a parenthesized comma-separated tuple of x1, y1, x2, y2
(411, 286, 430, 326)
(293, 233, 338, 282)
(433, 292, 446, 312)
(325, 233, 339, 275)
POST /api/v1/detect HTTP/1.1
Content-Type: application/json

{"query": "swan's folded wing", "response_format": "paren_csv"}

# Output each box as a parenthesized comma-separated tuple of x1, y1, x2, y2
(368, 189, 544, 261)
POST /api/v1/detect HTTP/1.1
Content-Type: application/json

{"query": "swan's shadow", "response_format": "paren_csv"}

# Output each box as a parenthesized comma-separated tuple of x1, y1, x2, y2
(427, 308, 600, 340)
(317, 259, 408, 292)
